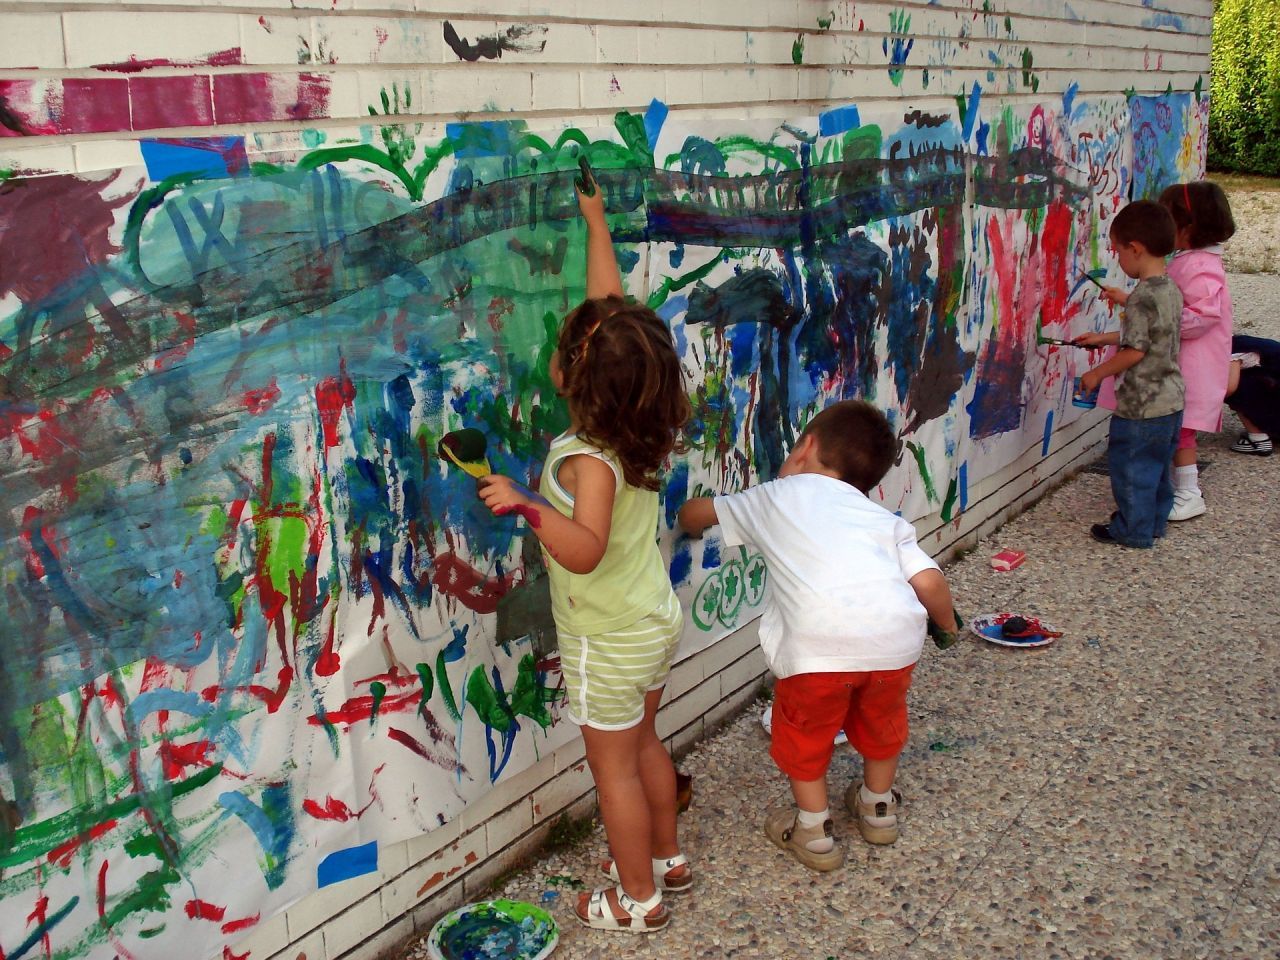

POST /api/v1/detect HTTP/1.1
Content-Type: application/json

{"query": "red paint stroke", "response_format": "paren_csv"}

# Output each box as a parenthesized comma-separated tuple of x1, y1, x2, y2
(223, 947, 250, 960)
(47, 820, 117, 869)
(386, 726, 445, 762)
(315, 366, 356, 450)
(1037, 200, 1078, 332)
(221, 913, 259, 934)
(308, 687, 421, 728)
(28, 894, 51, 955)
(0, 171, 138, 304)
(494, 504, 542, 528)
(302, 796, 358, 822)
(244, 380, 281, 415)
(246, 665, 295, 713)
(314, 615, 341, 677)
(0, 78, 131, 136)
(212, 72, 331, 125)
(184, 899, 227, 922)
(430, 552, 516, 614)
(160, 740, 216, 781)
(97, 861, 109, 918)
(129, 75, 214, 131)
(94, 49, 244, 73)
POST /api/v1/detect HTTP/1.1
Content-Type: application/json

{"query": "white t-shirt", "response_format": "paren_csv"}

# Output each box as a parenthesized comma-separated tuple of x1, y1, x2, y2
(713, 473, 939, 678)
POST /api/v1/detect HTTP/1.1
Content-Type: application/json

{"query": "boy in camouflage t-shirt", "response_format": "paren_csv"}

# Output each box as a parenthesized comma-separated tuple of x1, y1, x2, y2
(1075, 200, 1185, 548)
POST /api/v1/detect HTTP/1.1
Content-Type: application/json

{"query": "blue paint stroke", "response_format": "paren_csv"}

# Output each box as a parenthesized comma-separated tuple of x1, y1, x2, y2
(8, 897, 80, 960)
(218, 785, 294, 889)
(818, 104, 861, 137)
(669, 542, 692, 587)
(701, 537, 722, 570)
(959, 461, 969, 511)
(317, 841, 378, 887)
(1042, 410, 1054, 456)
(960, 83, 983, 143)
(141, 137, 247, 182)
(644, 98, 669, 152)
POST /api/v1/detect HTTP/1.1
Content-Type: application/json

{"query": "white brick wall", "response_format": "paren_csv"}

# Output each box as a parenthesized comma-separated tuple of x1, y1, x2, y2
(0, 2, 1212, 958)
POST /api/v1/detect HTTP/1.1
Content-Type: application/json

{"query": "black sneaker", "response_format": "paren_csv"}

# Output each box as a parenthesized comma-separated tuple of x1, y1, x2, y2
(1230, 433, 1273, 456)
(1090, 523, 1120, 545)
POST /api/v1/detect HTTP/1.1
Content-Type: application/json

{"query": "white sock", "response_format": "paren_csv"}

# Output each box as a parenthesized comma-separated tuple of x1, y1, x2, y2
(796, 807, 834, 853)
(1249, 431, 1270, 442)
(859, 785, 897, 827)
(1173, 464, 1199, 495)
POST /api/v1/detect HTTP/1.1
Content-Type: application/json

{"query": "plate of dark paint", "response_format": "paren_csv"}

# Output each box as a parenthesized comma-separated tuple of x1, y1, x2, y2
(970, 613, 1061, 649)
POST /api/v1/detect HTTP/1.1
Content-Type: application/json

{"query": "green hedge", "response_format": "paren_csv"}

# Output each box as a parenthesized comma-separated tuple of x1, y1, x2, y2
(1209, 0, 1280, 175)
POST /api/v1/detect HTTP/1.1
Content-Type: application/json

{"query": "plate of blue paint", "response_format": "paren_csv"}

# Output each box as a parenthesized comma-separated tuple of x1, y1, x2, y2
(426, 899, 558, 960)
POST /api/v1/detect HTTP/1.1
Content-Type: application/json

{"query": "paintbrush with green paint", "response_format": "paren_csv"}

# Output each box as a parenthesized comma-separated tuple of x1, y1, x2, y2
(1078, 269, 1107, 291)
(438, 428, 491, 479)
(573, 154, 596, 196)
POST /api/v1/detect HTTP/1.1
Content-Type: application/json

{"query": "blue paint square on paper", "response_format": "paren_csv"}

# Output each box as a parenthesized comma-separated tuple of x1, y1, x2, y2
(818, 104, 860, 137)
(141, 137, 247, 182)
(317, 841, 378, 888)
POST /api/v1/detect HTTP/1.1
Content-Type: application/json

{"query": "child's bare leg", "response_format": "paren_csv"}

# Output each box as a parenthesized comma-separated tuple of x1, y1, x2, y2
(1173, 444, 1197, 468)
(579, 722, 661, 919)
(635, 687, 679, 860)
(863, 755, 899, 794)
(790, 776, 830, 813)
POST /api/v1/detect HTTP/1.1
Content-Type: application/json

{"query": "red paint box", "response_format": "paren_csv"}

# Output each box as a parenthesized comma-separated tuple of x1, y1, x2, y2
(990, 549, 1026, 572)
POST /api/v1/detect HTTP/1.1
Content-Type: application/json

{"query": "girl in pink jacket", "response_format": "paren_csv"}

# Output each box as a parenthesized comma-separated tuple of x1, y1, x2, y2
(1157, 181, 1236, 522)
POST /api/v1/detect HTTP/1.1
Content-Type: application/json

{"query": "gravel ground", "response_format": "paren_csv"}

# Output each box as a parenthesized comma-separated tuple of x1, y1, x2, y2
(394, 266, 1280, 960)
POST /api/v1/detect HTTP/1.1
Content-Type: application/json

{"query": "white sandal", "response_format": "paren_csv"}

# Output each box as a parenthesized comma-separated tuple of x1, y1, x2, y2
(576, 884, 669, 933)
(600, 853, 693, 893)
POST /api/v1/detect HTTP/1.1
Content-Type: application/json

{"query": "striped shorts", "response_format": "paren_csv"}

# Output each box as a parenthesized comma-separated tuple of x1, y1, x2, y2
(556, 592, 683, 731)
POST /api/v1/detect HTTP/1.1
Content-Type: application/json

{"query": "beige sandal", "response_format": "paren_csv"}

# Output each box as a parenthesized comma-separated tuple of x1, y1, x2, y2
(599, 853, 693, 893)
(575, 884, 669, 933)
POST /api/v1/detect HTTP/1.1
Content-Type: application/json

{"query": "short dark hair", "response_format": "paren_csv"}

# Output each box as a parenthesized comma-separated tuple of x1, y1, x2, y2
(1109, 200, 1176, 257)
(1158, 180, 1236, 248)
(800, 399, 896, 494)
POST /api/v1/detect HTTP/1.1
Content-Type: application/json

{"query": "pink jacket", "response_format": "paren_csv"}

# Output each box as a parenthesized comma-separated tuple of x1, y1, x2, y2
(1167, 246, 1233, 433)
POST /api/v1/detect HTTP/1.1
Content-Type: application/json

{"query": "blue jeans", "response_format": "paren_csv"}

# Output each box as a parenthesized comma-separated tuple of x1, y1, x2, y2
(1106, 411, 1182, 548)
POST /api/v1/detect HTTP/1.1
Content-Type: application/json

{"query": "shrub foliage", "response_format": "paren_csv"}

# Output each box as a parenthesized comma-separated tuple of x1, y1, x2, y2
(1210, 0, 1280, 175)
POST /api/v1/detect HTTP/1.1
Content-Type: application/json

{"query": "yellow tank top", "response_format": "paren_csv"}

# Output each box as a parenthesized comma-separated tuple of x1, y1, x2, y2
(538, 432, 674, 634)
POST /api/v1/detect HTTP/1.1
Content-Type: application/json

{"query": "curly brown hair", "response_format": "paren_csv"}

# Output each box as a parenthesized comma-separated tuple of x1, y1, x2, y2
(556, 296, 691, 491)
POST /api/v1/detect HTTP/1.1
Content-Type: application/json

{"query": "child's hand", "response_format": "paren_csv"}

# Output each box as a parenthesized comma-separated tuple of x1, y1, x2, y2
(477, 474, 535, 517)
(1072, 332, 1109, 349)
(1079, 369, 1102, 394)
(1101, 285, 1128, 307)
(574, 159, 605, 222)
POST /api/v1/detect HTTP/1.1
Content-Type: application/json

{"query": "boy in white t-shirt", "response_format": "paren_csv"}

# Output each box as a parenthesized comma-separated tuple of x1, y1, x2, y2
(678, 400, 958, 871)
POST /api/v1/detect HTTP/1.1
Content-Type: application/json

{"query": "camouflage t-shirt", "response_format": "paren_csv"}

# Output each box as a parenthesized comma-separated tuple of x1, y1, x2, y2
(1114, 275, 1185, 420)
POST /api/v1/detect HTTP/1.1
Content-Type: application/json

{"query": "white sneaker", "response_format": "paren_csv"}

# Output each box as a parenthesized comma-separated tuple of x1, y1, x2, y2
(1168, 489, 1206, 522)
(1231, 433, 1273, 456)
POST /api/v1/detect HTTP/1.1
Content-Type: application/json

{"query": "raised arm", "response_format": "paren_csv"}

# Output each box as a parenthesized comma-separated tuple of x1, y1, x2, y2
(677, 496, 719, 537)
(575, 162, 624, 300)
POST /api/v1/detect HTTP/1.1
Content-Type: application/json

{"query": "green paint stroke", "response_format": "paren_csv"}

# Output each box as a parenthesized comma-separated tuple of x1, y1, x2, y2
(369, 681, 387, 723)
(905, 441, 938, 503)
(464, 655, 559, 733)
(415, 662, 435, 718)
(940, 475, 960, 522)
(792, 34, 805, 65)
(436, 649, 462, 722)
(1, 765, 222, 869)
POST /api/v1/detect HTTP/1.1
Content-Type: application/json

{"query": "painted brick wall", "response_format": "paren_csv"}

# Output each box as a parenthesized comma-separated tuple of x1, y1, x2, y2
(0, 4, 1211, 960)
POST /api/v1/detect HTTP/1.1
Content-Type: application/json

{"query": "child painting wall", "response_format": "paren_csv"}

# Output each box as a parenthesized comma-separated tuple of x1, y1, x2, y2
(0, 85, 1206, 959)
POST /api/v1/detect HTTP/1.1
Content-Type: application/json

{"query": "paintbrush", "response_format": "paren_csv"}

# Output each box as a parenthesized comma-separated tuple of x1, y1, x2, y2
(1037, 335, 1099, 349)
(574, 155, 596, 196)
(438, 428, 491, 479)
(1078, 270, 1107, 290)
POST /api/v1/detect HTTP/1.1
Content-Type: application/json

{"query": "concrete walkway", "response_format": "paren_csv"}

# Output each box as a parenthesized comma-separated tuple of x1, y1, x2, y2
(397, 278, 1280, 960)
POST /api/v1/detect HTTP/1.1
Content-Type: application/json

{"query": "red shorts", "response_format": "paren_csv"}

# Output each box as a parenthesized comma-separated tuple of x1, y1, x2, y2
(769, 665, 915, 782)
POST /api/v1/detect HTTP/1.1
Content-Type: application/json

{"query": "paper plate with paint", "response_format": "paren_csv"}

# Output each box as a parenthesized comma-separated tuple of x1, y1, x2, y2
(761, 703, 848, 745)
(970, 613, 1062, 649)
(426, 899, 558, 960)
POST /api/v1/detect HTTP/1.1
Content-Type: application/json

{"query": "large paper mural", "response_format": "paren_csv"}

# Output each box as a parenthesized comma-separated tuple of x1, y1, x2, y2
(0, 85, 1204, 959)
